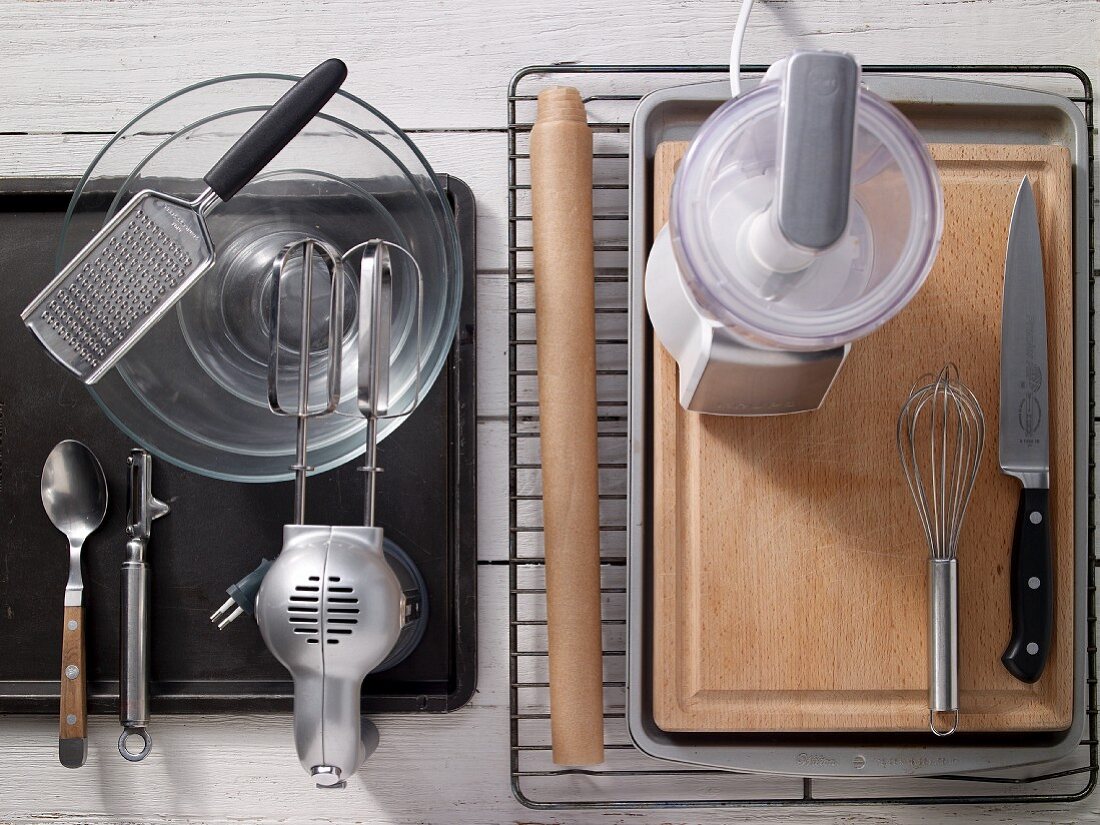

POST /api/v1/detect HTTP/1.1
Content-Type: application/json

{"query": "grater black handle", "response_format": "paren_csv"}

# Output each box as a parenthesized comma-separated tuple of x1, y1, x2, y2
(203, 58, 347, 202)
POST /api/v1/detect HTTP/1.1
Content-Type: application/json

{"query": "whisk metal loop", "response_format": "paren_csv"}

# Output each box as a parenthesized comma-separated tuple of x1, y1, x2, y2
(930, 709, 960, 737)
(897, 364, 985, 736)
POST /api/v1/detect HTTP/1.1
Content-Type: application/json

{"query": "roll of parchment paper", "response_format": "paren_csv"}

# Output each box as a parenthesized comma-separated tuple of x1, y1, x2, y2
(530, 86, 605, 766)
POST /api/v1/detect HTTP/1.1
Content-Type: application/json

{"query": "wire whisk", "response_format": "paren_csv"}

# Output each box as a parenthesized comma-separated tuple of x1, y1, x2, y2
(897, 364, 985, 736)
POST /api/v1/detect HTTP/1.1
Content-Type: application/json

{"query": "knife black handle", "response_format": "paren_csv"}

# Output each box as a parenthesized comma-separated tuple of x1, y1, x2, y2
(1001, 486, 1053, 683)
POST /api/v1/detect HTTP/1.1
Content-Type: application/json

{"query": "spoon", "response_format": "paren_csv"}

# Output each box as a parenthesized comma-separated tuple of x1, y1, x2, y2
(41, 440, 108, 769)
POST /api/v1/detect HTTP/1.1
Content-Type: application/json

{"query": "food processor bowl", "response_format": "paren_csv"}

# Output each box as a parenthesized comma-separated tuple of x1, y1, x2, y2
(57, 74, 461, 482)
(669, 70, 943, 351)
(646, 51, 944, 416)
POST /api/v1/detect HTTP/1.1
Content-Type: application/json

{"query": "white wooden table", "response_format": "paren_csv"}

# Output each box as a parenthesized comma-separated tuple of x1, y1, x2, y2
(1, 1, 1098, 822)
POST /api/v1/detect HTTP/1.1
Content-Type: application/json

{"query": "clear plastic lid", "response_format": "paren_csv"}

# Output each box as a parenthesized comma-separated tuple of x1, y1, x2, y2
(669, 68, 943, 351)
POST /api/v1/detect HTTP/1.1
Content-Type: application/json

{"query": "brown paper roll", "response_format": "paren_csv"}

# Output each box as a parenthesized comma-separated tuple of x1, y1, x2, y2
(530, 86, 605, 766)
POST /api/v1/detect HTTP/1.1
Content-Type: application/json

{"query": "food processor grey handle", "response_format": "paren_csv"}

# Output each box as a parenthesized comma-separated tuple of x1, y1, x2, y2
(776, 51, 859, 250)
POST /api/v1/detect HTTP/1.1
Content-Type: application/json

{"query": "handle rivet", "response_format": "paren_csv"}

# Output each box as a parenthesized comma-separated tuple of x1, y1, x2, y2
(67, 619, 78, 631)
(65, 665, 79, 680)
(1026, 642, 1039, 655)
(1029, 511, 1043, 525)
(1028, 576, 1041, 590)
(66, 714, 76, 725)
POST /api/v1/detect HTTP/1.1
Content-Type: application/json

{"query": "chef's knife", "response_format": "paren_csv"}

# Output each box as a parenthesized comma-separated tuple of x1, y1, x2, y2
(999, 176, 1052, 684)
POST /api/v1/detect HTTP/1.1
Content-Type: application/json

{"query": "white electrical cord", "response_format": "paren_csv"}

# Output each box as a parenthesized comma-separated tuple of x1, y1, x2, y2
(729, 0, 756, 98)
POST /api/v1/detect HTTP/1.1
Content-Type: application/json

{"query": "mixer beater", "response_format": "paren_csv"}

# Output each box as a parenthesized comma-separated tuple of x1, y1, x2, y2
(897, 364, 985, 736)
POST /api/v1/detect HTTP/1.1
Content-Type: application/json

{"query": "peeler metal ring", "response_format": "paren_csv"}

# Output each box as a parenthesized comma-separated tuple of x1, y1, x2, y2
(118, 726, 153, 761)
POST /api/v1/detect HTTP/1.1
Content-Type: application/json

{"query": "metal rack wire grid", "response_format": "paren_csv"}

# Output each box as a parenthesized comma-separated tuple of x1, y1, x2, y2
(508, 64, 1096, 809)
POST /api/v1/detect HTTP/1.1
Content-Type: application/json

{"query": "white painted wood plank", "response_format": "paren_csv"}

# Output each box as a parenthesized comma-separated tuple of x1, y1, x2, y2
(0, 0, 1096, 131)
(476, 418, 509, 561)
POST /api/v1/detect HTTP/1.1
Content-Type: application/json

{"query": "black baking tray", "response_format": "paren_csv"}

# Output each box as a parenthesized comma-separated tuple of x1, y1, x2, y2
(0, 175, 477, 714)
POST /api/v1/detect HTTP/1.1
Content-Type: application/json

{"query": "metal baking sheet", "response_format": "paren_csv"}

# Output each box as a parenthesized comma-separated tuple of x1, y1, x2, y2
(627, 76, 1090, 777)
(0, 174, 477, 714)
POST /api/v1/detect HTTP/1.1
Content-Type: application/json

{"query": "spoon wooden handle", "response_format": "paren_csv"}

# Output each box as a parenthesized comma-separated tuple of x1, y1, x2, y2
(59, 604, 87, 768)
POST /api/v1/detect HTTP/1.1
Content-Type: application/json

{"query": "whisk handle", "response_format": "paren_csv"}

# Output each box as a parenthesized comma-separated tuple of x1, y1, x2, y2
(1001, 486, 1052, 684)
(928, 558, 958, 726)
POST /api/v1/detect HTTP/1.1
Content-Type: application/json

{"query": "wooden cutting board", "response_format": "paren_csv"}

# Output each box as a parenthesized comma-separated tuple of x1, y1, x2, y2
(651, 142, 1074, 733)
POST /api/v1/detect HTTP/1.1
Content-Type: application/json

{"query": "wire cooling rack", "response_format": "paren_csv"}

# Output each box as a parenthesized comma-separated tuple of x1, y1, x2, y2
(508, 64, 1096, 810)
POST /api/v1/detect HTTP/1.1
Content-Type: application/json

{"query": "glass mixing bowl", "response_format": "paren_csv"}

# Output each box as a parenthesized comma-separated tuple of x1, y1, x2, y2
(57, 75, 462, 482)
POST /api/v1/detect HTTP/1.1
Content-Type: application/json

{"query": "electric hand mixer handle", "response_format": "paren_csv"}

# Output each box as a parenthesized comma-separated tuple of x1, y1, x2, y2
(294, 672, 368, 788)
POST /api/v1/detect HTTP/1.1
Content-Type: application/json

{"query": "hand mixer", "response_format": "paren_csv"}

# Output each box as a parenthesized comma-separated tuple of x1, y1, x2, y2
(897, 365, 985, 736)
(254, 237, 426, 788)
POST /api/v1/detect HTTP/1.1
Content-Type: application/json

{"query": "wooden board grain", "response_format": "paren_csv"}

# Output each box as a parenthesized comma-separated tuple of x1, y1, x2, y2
(651, 141, 1074, 734)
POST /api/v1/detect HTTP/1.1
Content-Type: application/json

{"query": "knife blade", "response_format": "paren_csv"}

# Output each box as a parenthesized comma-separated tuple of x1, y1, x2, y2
(998, 176, 1052, 684)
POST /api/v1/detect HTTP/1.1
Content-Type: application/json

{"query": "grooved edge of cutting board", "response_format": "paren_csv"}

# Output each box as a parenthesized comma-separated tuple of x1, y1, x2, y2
(651, 142, 1074, 733)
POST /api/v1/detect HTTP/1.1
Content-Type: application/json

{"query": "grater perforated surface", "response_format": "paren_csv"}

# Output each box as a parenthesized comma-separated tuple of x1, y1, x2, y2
(24, 192, 213, 381)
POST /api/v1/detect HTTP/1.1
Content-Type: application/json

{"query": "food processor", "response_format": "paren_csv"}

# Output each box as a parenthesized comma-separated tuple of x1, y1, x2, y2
(645, 50, 943, 415)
